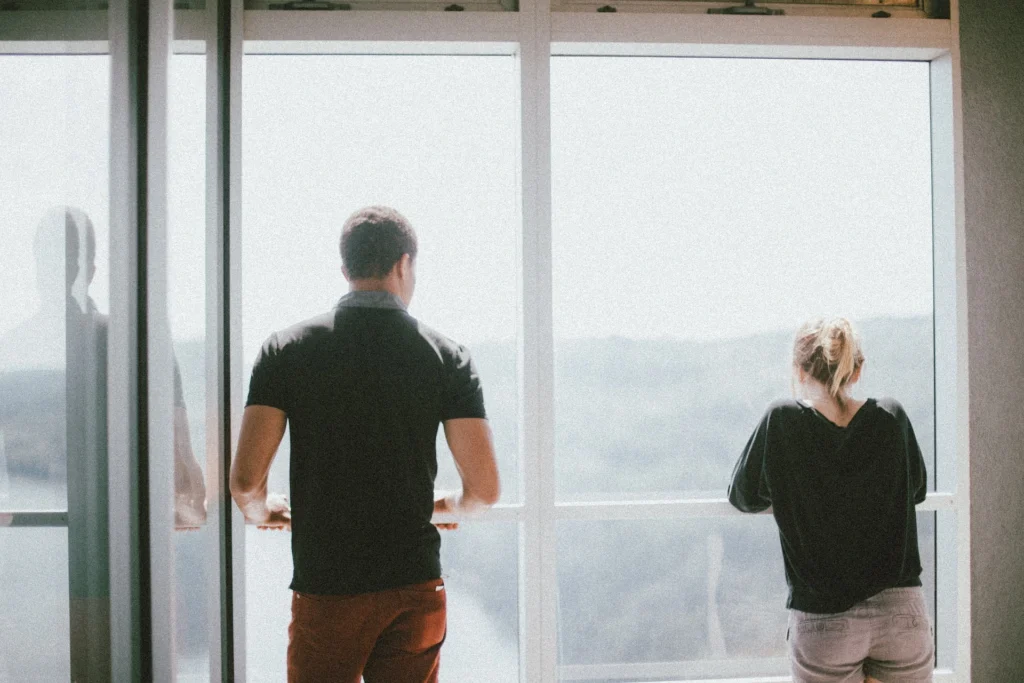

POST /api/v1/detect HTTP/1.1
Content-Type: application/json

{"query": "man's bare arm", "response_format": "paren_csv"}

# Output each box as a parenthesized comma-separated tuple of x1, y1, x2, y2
(230, 405, 290, 529)
(435, 417, 500, 516)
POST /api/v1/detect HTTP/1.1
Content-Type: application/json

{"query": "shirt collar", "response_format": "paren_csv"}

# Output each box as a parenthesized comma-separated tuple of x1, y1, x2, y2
(337, 290, 407, 311)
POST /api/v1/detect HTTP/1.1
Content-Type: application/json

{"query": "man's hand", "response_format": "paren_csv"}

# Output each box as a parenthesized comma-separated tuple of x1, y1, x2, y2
(242, 492, 292, 531)
(432, 495, 459, 531)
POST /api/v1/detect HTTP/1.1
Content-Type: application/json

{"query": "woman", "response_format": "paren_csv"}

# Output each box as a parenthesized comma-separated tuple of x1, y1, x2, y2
(729, 317, 933, 683)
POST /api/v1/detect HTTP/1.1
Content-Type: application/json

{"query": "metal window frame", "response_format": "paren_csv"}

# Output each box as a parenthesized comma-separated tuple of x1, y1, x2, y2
(107, 0, 177, 680)
(0, 3, 970, 682)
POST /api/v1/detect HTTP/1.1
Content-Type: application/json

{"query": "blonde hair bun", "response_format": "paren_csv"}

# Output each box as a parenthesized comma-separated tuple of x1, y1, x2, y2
(794, 317, 865, 409)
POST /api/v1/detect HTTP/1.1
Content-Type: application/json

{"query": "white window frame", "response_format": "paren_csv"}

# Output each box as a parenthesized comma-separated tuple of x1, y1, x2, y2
(0, 2, 970, 681)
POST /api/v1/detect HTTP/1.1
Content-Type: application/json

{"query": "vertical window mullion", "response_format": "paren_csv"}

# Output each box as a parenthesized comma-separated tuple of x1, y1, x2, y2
(108, 0, 176, 679)
(518, 0, 555, 681)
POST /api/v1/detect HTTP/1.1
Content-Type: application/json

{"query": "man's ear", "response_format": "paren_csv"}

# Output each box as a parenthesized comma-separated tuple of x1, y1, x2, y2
(341, 265, 351, 282)
(397, 253, 413, 279)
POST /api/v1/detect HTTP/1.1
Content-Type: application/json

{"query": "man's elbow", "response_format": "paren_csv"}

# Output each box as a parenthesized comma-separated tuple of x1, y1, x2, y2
(468, 476, 501, 508)
(479, 480, 500, 507)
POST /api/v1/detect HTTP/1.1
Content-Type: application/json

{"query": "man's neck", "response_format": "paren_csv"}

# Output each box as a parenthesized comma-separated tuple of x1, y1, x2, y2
(349, 279, 401, 298)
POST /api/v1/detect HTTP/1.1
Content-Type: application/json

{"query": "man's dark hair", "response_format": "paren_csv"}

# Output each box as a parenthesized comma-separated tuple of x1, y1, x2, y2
(340, 206, 418, 280)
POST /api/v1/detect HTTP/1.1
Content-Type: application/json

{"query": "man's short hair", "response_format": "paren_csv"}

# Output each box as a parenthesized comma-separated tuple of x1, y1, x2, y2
(340, 206, 418, 280)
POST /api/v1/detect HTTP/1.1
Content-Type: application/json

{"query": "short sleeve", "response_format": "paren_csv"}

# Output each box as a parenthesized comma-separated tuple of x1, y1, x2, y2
(728, 408, 773, 513)
(902, 407, 928, 504)
(246, 333, 289, 412)
(442, 344, 487, 421)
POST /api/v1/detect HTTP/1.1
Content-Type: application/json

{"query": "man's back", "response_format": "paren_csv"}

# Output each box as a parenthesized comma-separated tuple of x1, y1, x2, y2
(246, 291, 486, 595)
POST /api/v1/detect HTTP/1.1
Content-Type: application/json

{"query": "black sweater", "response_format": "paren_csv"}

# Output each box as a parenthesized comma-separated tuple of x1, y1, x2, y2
(728, 397, 927, 614)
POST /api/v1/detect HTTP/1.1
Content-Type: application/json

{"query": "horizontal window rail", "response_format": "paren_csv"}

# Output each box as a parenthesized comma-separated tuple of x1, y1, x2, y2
(427, 491, 956, 524)
(557, 668, 956, 683)
(554, 491, 955, 520)
(559, 658, 790, 682)
(0, 492, 952, 529)
(0, 510, 69, 527)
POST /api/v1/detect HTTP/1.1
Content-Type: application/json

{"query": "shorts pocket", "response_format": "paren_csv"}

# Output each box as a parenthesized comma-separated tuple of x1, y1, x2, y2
(892, 614, 926, 630)
(797, 617, 849, 636)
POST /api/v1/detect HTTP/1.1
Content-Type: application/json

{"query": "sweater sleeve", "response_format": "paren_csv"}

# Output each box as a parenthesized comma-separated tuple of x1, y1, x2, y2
(728, 409, 773, 513)
(905, 410, 928, 505)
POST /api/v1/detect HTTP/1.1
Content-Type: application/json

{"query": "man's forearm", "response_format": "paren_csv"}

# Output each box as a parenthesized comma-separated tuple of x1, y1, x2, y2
(230, 475, 270, 521)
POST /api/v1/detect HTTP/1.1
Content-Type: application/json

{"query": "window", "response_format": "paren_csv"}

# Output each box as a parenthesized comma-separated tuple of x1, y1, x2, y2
(0, 54, 111, 680)
(1, 7, 967, 681)
(240, 52, 520, 680)
(550, 55, 941, 678)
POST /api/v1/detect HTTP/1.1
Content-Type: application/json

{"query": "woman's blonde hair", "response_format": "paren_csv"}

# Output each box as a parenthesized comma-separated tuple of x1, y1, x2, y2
(793, 317, 865, 410)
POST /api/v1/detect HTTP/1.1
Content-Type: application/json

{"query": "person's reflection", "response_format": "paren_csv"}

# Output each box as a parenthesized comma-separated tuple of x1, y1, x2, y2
(0, 207, 206, 680)
(0, 209, 77, 507)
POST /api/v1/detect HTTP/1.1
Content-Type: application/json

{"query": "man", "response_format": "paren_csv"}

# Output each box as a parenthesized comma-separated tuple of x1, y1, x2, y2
(230, 205, 500, 683)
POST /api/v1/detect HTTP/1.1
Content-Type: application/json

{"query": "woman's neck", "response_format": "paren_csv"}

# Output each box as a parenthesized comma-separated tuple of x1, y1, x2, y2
(799, 383, 863, 423)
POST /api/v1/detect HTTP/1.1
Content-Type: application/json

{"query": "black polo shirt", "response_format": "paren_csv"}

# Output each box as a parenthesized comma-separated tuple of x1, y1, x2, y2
(729, 397, 927, 614)
(246, 291, 487, 595)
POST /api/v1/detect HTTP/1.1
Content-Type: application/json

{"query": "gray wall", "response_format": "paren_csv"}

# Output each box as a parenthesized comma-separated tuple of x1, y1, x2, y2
(959, 1, 1024, 680)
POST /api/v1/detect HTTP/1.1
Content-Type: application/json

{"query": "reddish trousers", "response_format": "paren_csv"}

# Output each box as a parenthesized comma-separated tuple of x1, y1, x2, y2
(287, 579, 447, 683)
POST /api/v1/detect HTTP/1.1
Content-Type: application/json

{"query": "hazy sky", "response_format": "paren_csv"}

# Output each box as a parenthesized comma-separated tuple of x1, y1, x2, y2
(1, 54, 933, 365)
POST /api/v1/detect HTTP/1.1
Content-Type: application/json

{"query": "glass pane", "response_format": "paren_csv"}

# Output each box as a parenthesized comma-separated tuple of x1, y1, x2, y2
(241, 53, 520, 676)
(242, 54, 520, 502)
(0, 54, 112, 678)
(551, 57, 934, 502)
(557, 513, 936, 679)
(0, 527, 70, 680)
(557, 517, 789, 677)
(934, 509, 956, 669)
(245, 522, 520, 681)
(439, 522, 519, 682)
(0, 55, 111, 511)
(169, 51, 211, 680)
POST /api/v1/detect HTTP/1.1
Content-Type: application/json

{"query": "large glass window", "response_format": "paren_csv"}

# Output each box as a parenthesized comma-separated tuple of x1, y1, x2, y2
(551, 56, 936, 677)
(241, 53, 520, 681)
(0, 54, 111, 679)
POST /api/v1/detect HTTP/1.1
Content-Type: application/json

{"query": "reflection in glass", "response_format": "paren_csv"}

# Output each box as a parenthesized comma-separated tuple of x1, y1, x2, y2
(169, 52, 210, 680)
(551, 57, 934, 502)
(0, 54, 112, 679)
(0, 56, 111, 511)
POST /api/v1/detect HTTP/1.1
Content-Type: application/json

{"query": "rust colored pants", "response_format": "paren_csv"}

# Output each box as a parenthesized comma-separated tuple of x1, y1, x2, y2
(287, 579, 447, 683)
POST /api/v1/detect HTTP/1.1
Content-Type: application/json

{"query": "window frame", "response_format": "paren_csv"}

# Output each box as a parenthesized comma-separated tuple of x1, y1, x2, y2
(0, 3, 969, 681)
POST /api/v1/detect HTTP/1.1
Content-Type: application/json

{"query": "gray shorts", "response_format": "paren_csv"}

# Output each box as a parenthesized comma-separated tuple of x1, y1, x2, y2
(788, 587, 934, 683)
